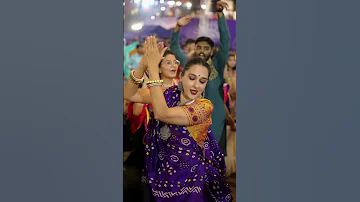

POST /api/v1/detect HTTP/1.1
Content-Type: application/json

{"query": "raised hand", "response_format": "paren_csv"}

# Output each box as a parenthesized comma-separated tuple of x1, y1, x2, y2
(139, 52, 148, 68)
(177, 15, 191, 27)
(157, 41, 164, 53)
(144, 36, 167, 74)
(216, 0, 229, 12)
(139, 41, 164, 68)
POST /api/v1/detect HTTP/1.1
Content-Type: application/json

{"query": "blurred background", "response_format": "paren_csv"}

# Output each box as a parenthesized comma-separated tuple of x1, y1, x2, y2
(123, 0, 236, 51)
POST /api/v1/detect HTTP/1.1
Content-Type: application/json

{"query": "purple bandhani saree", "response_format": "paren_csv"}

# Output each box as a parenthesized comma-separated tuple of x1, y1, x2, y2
(142, 86, 232, 202)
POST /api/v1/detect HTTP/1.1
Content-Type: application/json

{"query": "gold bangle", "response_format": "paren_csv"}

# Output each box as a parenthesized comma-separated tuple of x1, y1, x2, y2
(147, 83, 163, 88)
(129, 70, 144, 84)
(146, 79, 163, 86)
(129, 76, 141, 85)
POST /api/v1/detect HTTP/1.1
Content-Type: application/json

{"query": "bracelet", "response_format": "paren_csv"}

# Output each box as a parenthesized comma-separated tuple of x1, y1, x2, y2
(129, 70, 144, 85)
(146, 79, 163, 87)
(147, 83, 163, 88)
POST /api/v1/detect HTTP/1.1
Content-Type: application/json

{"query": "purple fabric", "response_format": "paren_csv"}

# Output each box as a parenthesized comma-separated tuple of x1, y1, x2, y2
(179, 19, 236, 51)
(125, 26, 172, 41)
(142, 86, 232, 202)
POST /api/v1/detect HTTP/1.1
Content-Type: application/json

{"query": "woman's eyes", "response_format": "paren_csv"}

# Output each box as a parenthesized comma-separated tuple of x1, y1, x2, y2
(189, 77, 206, 84)
(164, 60, 180, 66)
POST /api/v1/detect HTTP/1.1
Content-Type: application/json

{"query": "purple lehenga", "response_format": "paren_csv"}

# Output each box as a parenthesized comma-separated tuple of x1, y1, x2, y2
(141, 86, 232, 202)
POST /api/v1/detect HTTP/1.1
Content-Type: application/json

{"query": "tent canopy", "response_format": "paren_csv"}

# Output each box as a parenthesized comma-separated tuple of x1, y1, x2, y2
(124, 25, 171, 41)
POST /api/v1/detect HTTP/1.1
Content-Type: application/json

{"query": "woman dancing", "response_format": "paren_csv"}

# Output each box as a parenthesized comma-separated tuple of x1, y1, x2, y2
(126, 49, 180, 140)
(124, 36, 232, 202)
(124, 49, 180, 202)
(125, 47, 180, 165)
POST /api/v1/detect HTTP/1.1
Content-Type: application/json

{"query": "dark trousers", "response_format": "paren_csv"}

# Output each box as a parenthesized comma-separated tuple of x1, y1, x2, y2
(124, 123, 152, 202)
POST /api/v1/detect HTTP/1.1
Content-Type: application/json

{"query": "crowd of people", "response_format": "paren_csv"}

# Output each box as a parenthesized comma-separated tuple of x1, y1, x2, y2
(123, 1, 237, 201)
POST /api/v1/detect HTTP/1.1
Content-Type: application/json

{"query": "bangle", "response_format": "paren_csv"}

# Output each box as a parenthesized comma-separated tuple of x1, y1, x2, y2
(129, 70, 144, 85)
(147, 83, 163, 88)
(146, 79, 163, 87)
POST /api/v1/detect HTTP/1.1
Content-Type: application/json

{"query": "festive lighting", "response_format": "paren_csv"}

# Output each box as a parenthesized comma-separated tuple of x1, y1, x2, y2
(159, 0, 164, 3)
(201, 4, 206, 9)
(167, 1, 175, 6)
(186, 2, 192, 8)
(160, 6, 166, 11)
(155, 12, 160, 16)
(131, 23, 143, 31)
(176, 1, 182, 6)
(151, 16, 155, 20)
(142, 0, 155, 8)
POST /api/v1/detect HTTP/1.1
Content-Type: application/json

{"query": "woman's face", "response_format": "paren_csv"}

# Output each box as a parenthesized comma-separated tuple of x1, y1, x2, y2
(181, 65, 209, 100)
(159, 54, 179, 79)
(227, 56, 236, 69)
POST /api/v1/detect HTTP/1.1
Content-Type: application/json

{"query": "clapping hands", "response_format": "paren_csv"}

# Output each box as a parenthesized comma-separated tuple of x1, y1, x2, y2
(139, 37, 166, 69)
(143, 36, 167, 74)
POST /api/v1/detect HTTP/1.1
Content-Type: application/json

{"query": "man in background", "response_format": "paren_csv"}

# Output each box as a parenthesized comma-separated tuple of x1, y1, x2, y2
(124, 37, 140, 80)
(183, 38, 195, 57)
(127, 44, 144, 72)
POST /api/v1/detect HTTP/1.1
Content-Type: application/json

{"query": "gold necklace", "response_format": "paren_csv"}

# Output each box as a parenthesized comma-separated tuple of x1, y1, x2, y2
(178, 99, 195, 106)
(162, 80, 175, 89)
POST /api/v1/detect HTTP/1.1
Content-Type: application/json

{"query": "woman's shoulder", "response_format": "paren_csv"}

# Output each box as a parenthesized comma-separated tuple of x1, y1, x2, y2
(195, 98, 212, 104)
(192, 98, 214, 111)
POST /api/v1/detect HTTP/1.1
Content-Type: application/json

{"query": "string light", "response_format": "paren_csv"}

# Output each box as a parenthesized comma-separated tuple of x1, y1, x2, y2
(167, 1, 175, 6)
(131, 23, 143, 31)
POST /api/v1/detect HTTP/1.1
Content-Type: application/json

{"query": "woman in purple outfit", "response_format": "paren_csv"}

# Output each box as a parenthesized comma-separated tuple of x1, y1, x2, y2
(124, 36, 232, 202)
